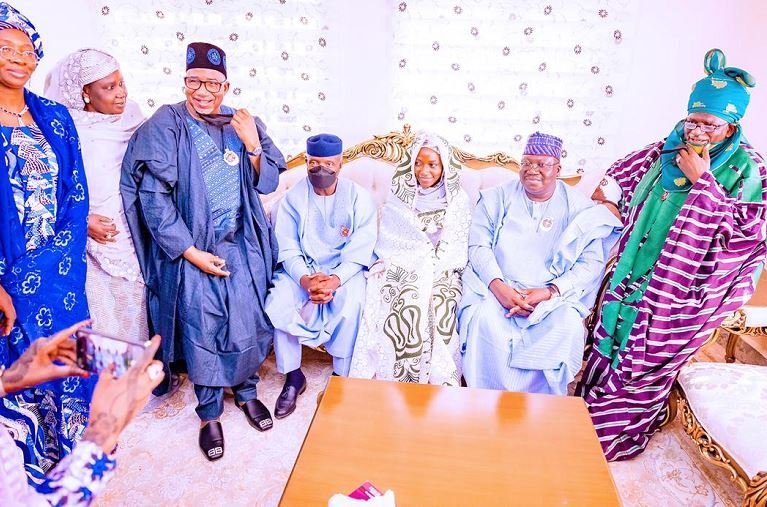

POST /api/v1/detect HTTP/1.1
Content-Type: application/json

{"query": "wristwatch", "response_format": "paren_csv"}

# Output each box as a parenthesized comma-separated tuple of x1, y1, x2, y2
(247, 146, 263, 157)
(547, 284, 560, 298)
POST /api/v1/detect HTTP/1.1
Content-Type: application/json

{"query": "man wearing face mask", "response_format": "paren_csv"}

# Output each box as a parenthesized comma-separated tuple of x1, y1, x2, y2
(265, 134, 377, 419)
(120, 42, 286, 461)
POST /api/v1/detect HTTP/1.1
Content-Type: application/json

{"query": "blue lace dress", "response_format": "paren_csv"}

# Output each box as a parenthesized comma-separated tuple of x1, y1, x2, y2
(0, 117, 93, 483)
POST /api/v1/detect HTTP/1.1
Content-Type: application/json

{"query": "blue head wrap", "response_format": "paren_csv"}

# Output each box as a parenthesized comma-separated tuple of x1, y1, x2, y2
(307, 133, 343, 157)
(0, 2, 43, 60)
(688, 48, 755, 123)
(661, 49, 755, 192)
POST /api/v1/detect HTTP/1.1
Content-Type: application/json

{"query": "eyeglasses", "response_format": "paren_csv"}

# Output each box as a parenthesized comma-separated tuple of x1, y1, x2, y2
(184, 77, 225, 93)
(0, 46, 37, 64)
(683, 121, 728, 133)
(520, 160, 560, 170)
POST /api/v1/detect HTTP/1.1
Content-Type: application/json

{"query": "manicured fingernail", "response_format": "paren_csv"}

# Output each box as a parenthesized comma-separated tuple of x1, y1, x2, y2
(147, 363, 163, 380)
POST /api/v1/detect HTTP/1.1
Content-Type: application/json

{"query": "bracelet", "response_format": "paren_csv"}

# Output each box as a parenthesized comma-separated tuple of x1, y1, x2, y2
(547, 284, 560, 298)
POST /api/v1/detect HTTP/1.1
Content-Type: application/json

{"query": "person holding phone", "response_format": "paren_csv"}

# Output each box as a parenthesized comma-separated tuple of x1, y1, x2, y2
(0, 321, 165, 506)
(121, 42, 286, 461)
(0, 3, 96, 481)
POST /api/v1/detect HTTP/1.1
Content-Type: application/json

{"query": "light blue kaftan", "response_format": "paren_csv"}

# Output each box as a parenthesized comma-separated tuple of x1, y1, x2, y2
(458, 180, 621, 394)
(265, 177, 377, 374)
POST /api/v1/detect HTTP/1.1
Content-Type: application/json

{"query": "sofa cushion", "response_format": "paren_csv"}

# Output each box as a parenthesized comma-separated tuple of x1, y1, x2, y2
(742, 305, 767, 327)
(677, 362, 767, 478)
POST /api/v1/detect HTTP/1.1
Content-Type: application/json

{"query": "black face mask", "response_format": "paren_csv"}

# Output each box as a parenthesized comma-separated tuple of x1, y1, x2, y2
(308, 166, 338, 189)
(199, 113, 233, 127)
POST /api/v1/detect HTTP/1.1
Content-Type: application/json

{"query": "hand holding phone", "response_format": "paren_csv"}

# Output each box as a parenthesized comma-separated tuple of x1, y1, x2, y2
(76, 328, 149, 378)
(82, 335, 165, 453)
(0, 321, 90, 395)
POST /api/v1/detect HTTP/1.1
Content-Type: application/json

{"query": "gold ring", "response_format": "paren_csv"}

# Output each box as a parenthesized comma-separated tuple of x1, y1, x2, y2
(106, 233, 113, 240)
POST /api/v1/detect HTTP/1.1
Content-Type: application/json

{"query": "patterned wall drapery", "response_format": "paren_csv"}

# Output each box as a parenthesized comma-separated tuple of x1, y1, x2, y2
(88, 0, 331, 158)
(87, 0, 637, 175)
(391, 0, 638, 176)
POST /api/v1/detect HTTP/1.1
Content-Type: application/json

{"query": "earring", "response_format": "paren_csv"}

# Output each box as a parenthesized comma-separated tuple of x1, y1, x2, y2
(83, 96, 91, 104)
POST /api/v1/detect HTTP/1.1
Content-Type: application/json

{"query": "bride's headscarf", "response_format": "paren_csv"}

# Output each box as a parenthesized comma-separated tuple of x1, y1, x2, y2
(390, 131, 462, 213)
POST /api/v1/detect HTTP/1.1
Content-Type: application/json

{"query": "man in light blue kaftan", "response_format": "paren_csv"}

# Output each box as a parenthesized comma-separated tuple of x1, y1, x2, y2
(265, 134, 376, 419)
(121, 42, 285, 461)
(458, 132, 621, 395)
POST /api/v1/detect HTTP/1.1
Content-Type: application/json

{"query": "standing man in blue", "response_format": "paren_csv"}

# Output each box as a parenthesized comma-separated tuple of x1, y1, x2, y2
(265, 134, 377, 418)
(121, 42, 286, 461)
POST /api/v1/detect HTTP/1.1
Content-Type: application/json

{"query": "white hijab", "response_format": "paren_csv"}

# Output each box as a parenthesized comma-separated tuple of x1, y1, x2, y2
(44, 49, 145, 282)
(413, 136, 448, 213)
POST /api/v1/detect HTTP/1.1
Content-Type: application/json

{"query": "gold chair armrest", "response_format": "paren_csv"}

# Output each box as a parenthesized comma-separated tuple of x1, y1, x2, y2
(719, 309, 756, 363)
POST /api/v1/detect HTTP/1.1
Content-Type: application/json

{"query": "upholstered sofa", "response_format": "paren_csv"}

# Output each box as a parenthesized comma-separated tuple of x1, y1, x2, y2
(261, 124, 584, 215)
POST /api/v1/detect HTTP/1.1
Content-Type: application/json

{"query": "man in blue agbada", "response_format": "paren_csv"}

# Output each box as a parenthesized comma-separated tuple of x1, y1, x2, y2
(265, 134, 377, 419)
(121, 42, 286, 461)
(458, 132, 621, 395)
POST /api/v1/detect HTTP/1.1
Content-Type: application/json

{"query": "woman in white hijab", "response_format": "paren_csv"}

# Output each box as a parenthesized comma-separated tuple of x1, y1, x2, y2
(349, 132, 471, 385)
(44, 49, 148, 345)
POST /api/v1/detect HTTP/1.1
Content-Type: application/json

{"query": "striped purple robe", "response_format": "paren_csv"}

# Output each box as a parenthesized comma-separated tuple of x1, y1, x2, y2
(577, 140, 767, 461)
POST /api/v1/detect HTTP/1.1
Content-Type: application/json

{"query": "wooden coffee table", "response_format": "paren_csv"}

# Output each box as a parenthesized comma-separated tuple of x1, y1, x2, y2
(280, 377, 620, 506)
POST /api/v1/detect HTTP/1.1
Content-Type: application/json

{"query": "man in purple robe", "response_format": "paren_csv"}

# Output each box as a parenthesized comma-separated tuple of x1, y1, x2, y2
(577, 48, 767, 461)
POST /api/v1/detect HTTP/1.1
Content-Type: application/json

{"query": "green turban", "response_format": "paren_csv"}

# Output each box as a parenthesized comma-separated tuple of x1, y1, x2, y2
(687, 48, 756, 123)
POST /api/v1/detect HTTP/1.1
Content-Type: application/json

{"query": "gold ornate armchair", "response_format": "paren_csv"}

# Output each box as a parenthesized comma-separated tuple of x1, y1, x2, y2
(719, 274, 767, 364)
(669, 273, 767, 507)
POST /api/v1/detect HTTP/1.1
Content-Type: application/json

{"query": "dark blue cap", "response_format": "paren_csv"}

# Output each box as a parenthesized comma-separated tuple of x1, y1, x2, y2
(307, 133, 343, 157)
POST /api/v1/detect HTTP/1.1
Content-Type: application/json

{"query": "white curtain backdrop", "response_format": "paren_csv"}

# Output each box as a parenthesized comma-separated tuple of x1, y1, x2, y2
(84, 0, 332, 158)
(391, 0, 638, 177)
(21, 0, 767, 189)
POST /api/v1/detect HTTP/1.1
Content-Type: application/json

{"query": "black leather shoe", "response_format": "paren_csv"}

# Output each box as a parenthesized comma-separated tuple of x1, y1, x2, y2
(274, 378, 307, 419)
(199, 421, 224, 461)
(238, 399, 273, 431)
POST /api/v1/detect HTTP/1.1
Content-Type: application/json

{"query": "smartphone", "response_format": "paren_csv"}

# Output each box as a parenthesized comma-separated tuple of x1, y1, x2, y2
(76, 328, 147, 377)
